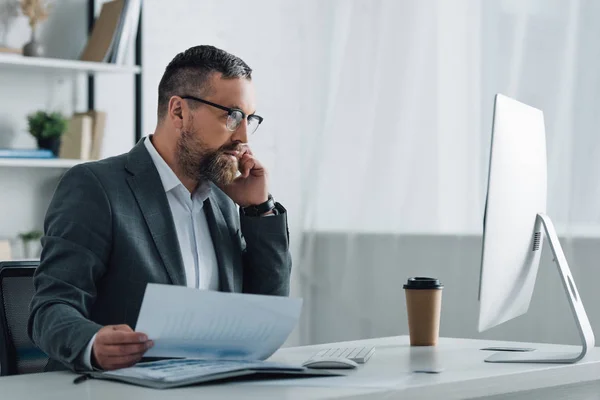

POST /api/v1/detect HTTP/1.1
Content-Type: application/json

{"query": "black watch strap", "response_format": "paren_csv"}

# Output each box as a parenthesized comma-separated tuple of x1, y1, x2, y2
(241, 194, 276, 216)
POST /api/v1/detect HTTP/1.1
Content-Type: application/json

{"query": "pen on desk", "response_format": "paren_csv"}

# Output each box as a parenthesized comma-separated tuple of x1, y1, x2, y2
(73, 373, 93, 384)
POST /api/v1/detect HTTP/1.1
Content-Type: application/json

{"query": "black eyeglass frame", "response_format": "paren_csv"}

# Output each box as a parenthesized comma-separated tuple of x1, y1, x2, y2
(180, 95, 264, 133)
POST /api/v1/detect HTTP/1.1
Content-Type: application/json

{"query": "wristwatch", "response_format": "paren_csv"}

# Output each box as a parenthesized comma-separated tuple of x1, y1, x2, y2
(241, 194, 277, 216)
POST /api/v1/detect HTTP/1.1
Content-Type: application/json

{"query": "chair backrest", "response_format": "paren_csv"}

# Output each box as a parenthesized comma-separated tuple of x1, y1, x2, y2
(0, 260, 48, 375)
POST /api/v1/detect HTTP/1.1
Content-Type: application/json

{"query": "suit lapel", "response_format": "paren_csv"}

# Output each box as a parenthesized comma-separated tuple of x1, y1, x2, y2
(204, 195, 237, 292)
(125, 141, 186, 286)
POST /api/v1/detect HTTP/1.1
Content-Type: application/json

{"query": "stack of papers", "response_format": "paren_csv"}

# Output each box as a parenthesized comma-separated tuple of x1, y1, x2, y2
(86, 284, 341, 388)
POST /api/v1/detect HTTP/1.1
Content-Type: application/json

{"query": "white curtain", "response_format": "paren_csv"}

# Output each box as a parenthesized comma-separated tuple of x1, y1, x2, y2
(290, 0, 600, 346)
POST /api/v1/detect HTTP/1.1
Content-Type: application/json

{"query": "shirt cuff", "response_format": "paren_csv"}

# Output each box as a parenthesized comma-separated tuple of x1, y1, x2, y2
(83, 333, 98, 371)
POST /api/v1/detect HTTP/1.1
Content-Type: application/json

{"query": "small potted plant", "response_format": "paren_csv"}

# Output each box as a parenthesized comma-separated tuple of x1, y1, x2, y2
(18, 230, 43, 259)
(27, 110, 67, 155)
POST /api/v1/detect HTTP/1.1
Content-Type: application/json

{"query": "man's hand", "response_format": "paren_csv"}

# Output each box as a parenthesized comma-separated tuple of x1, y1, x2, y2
(92, 324, 153, 370)
(220, 145, 269, 207)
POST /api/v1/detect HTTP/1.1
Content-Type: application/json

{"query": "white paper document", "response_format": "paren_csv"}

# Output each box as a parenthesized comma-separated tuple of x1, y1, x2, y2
(135, 284, 303, 361)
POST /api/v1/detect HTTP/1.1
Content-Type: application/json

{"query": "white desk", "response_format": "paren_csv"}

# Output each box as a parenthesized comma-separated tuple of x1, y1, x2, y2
(3, 336, 600, 399)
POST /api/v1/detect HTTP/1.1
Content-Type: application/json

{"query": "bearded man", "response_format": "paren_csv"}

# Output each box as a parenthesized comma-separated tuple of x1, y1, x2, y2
(28, 45, 291, 372)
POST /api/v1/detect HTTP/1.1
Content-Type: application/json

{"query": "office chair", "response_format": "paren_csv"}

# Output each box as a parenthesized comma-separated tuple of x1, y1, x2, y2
(0, 260, 49, 375)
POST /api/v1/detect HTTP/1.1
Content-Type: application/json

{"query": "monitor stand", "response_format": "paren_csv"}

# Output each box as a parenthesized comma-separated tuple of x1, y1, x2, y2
(485, 213, 595, 364)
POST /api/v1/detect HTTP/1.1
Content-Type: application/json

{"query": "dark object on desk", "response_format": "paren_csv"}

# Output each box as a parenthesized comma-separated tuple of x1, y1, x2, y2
(0, 261, 49, 376)
(302, 358, 358, 369)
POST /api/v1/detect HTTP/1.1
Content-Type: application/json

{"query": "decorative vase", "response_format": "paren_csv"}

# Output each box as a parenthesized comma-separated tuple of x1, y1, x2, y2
(22, 26, 44, 57)
(37, 137, 61, 156)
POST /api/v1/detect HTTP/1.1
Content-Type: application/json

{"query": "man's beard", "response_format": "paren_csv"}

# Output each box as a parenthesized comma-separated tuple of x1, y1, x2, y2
(176, 128, 240, 186)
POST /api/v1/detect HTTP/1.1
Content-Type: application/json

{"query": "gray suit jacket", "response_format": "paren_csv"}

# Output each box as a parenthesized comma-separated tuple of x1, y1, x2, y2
(27, 140, 292, 372)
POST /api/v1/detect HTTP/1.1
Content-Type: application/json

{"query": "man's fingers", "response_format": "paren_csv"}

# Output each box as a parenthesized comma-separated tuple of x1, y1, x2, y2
(112, 324, 134, 332)
(237, 144, 252, 157)
(234, 145, 264, 178)
(101, 341, 154, 357)
(93, 325, 153, 370)
(241, 155, 266, 178)
(97, 330, 148, 345)
(240, 154, 254, 178)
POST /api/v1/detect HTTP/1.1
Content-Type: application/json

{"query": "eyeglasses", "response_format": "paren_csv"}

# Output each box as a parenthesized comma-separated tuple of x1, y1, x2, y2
(180, 95, 263, 135)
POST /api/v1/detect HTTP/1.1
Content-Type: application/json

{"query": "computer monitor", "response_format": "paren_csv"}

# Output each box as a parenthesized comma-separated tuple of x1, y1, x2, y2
(478, 94, 595, 363)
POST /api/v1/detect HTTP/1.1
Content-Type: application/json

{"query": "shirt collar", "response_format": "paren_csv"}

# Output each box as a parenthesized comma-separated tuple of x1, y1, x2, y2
(144, 135, 212, 201)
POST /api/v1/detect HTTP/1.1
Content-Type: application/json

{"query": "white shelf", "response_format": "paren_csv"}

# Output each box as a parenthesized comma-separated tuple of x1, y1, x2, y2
(0, 54, 140, 74)
(0, 158, 82, 169)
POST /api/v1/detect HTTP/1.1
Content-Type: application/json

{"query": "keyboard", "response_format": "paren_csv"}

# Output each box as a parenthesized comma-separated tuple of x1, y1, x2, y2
(305, 346, 375, 364)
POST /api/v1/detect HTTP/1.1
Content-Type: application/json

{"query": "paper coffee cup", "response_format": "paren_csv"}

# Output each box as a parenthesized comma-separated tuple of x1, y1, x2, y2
(403, 277, 443, 346)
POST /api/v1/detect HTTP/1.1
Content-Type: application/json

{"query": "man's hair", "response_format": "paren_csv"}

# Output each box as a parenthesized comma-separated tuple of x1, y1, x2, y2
(157, 45, 252, 120)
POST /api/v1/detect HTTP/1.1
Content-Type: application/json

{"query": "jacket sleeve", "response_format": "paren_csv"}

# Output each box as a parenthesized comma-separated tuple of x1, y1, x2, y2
(240, 204, 292, 296)
(28, 164, 111, 372)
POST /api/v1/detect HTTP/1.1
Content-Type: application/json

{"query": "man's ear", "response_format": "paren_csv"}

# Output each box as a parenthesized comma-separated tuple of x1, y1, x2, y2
(169, 96, 184, 129)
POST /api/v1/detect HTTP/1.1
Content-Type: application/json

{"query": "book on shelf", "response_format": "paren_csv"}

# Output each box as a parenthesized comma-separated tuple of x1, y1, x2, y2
(0, 149, 54, 158)
(79, 0, 126, 63)
(59, 114, 93, 160)
(77, 110, 106, 160)
(0, 47, 22, 55)
(59, 111, 106, 161)
(109, 0, 141, 64)
(79, 0, 141, 65)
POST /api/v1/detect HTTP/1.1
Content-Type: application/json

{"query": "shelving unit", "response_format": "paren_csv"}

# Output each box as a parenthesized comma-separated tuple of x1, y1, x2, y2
(0, 0, 143, 166)
(0, 54, 141, 75)
(0, 0, 143, 258)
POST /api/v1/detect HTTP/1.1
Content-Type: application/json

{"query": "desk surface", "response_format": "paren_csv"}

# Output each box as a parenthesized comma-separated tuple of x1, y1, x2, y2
(3, 336, 600, 399)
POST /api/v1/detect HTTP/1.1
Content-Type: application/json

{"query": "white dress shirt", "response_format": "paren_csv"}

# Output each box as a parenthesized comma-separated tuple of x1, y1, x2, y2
(83, 135, 220, 369)
(143, 135, 220, 290)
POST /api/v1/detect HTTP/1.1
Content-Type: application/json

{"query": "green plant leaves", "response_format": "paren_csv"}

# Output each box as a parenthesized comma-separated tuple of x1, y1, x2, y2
(27, 111, 68, 139)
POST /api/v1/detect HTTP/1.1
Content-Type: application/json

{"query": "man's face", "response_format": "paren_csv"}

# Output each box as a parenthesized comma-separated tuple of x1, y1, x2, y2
(175, 74, 256, 186)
